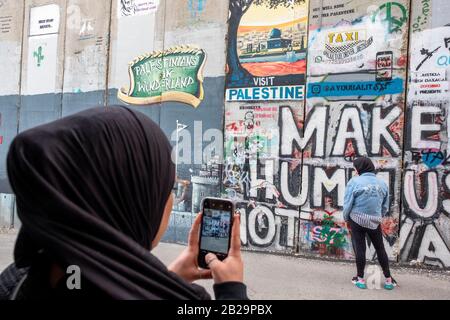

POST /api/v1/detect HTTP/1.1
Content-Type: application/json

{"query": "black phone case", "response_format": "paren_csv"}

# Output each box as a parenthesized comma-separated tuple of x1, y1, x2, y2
(198, 198, 234, 269)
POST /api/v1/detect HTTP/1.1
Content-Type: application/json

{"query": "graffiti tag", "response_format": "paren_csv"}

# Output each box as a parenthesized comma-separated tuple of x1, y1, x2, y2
(371, 2, 408, 34)
(33, 46, 45, 67)
(421, 149, 449, 169)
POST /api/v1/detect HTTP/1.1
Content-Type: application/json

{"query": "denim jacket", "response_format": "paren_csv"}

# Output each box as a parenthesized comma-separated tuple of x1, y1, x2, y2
(343, 173, 389, 222)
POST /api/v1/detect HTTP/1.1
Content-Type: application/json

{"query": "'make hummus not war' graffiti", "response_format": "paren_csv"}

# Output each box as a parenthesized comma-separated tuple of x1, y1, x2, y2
(118, 46, 207, 108)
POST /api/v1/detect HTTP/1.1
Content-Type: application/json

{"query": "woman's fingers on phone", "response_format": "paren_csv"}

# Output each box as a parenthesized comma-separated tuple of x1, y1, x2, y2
(205, 253, 221, 270)
(229, 214, 241, 257)
(188, 213, 202, 247)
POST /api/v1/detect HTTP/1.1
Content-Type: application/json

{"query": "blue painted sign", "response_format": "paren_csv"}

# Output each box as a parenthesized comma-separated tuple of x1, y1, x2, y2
(307, 78, 404, 98)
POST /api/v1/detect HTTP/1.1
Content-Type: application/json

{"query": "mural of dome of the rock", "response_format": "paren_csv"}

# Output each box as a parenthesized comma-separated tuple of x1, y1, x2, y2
(226, 0, 308, 102)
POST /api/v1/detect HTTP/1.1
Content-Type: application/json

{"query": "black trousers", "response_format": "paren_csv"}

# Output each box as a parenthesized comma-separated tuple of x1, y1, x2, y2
(349, 218, 391, 278)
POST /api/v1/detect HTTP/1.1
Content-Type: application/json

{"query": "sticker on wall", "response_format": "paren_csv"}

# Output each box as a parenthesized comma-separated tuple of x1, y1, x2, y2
(409, 26, 450, 101)
(118, 0, 159, 18)
(225, 0, 309, 101)
(118, 46, 207, 108)
(309, 24, 383, 72)
(29, 4, 60, 36)
(307, 0, 406, 75)
(307, 78, 404, 99)
(376, 51, 394, 81)
(322, 29, 373, 65)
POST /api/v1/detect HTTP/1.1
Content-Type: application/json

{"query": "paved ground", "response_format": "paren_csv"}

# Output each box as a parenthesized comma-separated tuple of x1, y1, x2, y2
(154, 244, 450, 300)
(1, 232, 450, 299)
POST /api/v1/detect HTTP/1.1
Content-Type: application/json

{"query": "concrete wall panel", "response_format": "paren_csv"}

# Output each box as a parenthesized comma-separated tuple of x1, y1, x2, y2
(61, 0, 112, 116)
(0, 0, 24, 193)
(402, 0, 450, 267)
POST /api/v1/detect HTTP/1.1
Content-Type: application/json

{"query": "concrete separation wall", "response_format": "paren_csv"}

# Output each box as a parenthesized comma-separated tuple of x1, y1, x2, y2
(0, 0, 449, 269)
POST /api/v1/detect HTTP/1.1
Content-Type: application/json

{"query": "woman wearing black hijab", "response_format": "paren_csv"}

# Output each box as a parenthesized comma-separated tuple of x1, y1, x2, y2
(0, 106, 247, 300)
(343, 157, 397, 290)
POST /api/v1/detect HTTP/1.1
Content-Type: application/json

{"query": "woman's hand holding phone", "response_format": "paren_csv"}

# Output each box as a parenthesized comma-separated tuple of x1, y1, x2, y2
(168, 213, 212, 283)
(205, 214, 244, 284)
(168, 213, 244, 285)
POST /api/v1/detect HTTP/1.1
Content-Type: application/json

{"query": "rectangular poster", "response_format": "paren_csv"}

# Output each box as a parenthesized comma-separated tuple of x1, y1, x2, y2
(225, 0, 308, 102)
(29, 4, 60, 36)
(408, 26, 450, 101)
(117, 0, 159, 18)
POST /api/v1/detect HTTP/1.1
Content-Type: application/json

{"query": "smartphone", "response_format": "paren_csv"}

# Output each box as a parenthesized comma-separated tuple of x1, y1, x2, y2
(198, 198, 234, 269)
(376, 51, 393, 81)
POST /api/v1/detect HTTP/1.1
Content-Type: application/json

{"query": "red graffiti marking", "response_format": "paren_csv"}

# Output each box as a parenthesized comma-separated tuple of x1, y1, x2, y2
(435, 116, 445, 125)
(428, 133, 440, 141)
(241, 60, 306, 77)
(226, 122, 240, 132)
(320, 209, 339, 217)
(397, 55, 407, 67)
(389, 118, 402, 143)
(382, 146, 392, 157)
(344, 141, 356, 158)
(381, 217, 398, 236)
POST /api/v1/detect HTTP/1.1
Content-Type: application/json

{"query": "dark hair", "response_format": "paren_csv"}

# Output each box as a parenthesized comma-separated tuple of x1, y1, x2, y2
(353, 157, 375, 175)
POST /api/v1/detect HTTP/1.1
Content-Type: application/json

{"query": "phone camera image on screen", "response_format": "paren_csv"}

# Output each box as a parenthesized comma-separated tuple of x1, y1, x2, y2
(200, 208, 231, 254)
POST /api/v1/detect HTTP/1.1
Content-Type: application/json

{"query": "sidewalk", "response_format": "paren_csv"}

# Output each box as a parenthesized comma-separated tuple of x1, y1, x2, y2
(1, 232, 450, 299)
(154, 243, 450, 300)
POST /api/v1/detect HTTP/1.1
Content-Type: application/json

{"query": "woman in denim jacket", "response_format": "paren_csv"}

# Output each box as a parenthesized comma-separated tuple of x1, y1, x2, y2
(343, 157, 397, 290)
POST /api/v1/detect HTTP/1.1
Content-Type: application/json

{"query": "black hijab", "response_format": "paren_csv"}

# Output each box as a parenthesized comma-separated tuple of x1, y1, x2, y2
(353, 157, 376, 175)
(7, 106, 209, 300)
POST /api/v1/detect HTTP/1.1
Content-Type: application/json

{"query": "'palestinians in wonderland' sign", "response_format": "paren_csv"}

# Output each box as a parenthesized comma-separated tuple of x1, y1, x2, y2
(118, 46, 207, 108)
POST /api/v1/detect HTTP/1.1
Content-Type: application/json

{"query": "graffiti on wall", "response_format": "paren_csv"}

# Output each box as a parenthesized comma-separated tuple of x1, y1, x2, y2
(224, 100, 403, 253)
(402, 5, 450, 267)
(224, 101, 303, 250)
(187, 0, 207, 19)
(411, 0, 431, 33)
(225, 0, 308, 102)
(299, 0, 410, 260)
(223, 0, 306, 251)
(118, 46, 207, 107)
(222, 0, 411, 259)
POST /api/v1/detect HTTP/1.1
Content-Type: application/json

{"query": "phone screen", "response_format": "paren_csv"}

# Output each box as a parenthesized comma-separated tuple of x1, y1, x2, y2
(200, 208, 232, 254)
